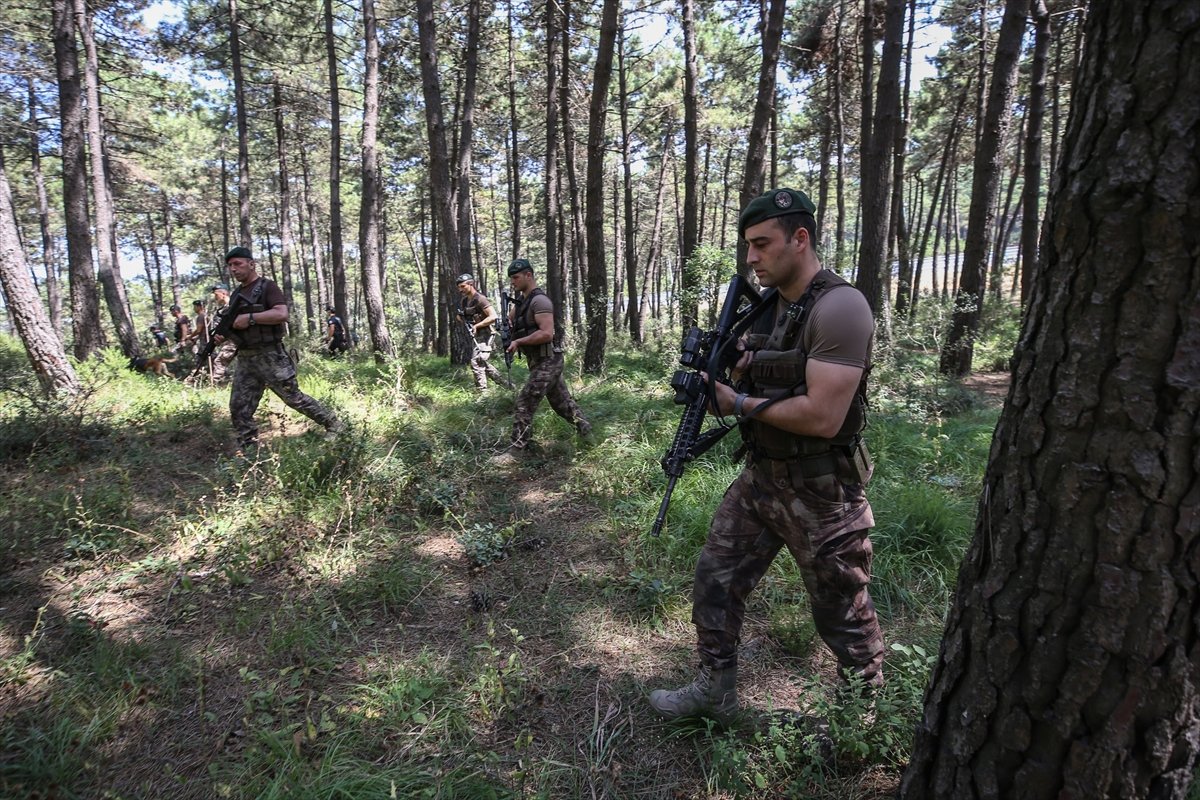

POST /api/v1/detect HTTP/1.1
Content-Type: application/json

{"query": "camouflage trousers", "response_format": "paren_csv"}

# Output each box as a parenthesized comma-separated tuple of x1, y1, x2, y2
(470, 337, 509, 390)
(209, 341, 238, 385)
(692, 465, 884, 686)
(511, 352, 587, 448)
(230, 345, 339, 448)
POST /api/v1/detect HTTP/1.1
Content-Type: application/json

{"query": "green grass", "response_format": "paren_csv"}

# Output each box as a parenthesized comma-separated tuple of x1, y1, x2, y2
(0, 316, 1012, 799)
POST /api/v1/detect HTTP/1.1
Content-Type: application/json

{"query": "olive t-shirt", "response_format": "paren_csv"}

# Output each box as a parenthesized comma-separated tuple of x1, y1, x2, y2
(802, 283, 874, 369)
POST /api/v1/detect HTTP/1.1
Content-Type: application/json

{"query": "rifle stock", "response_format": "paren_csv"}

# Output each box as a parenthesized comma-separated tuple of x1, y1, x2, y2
(649, 275, 774, 537)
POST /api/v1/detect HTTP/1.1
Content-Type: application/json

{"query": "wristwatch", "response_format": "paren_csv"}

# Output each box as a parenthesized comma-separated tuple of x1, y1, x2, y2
(734, 393, 749, 420)
(248, 313, 256, 327)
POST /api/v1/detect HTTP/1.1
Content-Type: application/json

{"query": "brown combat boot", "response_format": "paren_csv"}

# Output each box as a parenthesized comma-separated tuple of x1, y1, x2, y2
(648, 665, 739, 726)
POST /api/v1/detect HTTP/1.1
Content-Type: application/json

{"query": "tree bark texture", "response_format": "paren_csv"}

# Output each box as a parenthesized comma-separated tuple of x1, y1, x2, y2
(542, 0, 562, 346)
(74, 0, 139, 357)
(325, 0, 349, 329)
(1020, 0, 1051, 305)
(582, 0, 619, 374)
(940, 0, 1028, 377)
(855, 0, 906, 314)
(272, 80, 296, 315)
(901, 3, 1200, 797)
(27, 77, 63, 339)
(680, 0, 701, 327)
(415, 0, 468, 364)
(617, 26, 642, 343)
(228, 0, 252, 248)
(0, 156, 80, 396)
(735, 0, 786, 278)
(358, 0, 393, 361)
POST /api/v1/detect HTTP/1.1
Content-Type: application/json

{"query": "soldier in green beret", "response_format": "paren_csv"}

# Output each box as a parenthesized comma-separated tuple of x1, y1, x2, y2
(647, 188, 883, 725)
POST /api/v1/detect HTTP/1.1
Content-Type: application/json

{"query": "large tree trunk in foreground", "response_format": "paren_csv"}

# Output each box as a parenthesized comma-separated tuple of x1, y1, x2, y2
(901, 3, 1200, 797)
(0, 155, 80, 396)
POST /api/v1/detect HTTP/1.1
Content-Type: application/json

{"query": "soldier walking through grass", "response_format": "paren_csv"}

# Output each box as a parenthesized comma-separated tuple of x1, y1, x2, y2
(216, 246, 343, 452)
(492, 258, 590, 464)
(647, 189, 884, 725)
(455, 273, 513, 392)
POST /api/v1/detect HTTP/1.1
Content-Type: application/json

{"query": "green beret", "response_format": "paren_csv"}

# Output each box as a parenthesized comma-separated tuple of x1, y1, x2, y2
(456, 273, 475, 285)
(737, 188, 817, 238)
(225, 245, 253, 262)
(209, 283, 229, 292)
(507, 258, 533, 277)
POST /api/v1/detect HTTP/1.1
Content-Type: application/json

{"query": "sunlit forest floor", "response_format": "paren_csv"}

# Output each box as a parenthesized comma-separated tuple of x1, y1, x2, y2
(0, 307, 1013, 799)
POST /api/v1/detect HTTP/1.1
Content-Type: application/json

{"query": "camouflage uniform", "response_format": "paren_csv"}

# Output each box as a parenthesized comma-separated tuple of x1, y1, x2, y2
(227, 276, 339, 448)
(691, 270, 884, 687)
(210, 341, 238, 385)
(512, 352, 588, 448)
(509, 289, 589, 448)
(459, 293, 510, 390)
(230, 346, 339, 447)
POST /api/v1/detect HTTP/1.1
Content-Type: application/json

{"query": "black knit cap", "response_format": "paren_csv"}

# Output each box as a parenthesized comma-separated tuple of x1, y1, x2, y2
(507, 258, 532, 277)
(225, 245, 253, 262)
(737, 188, 817, 238)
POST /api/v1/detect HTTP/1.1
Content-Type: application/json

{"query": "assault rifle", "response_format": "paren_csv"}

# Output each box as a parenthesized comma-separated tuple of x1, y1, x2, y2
(189, 293, 246, 380)
(649, 275, 777, 537)
(498, 290, 514, 370)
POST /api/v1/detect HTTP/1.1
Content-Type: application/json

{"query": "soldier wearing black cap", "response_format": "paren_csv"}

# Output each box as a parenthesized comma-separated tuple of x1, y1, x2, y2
(492, 258, 590, 464)
(325, 304, 348, 355)
(455, 273, 513, 391)
(216, 246, 343, 450)
(647, 188, 883, 725)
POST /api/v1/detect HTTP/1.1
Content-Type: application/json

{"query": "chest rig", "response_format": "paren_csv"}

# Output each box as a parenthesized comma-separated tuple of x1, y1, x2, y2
(512, 288, 554, 360)
(740, 269, 869, 461)
(228, 278, 283, 349)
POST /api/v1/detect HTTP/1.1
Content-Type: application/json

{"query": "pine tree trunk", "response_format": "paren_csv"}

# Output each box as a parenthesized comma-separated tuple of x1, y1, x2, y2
(0, 154, 80, 395)
(415, 0, 468, 364)
(582, 0, 619, 374)
(272, 80, 296, 315)
(940, 0, 1028, 377)
(1020, 0, 1051, 305)
(543, 0, 562, 346)
(901, 4, 1200, 795)
(506, 0, 521, 259)
(325, 0, 349, 332)
(735, 0, 786, 278)
(27, 77, 63, 340)
(855, 0, 906, 314)
(679, 0, 701, 327)
(358, 0, 393, 361)
(617, 25, 642, 343)
(73, 0, 138, 357)
(228, 0, 252, 247)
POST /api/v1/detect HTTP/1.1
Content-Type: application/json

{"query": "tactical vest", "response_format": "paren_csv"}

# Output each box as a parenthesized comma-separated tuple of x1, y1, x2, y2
(228, 278, 285, 349)
(512, 288, 554, 360)
(459, 293, 493, 339)
(741, 270, 869, 461)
